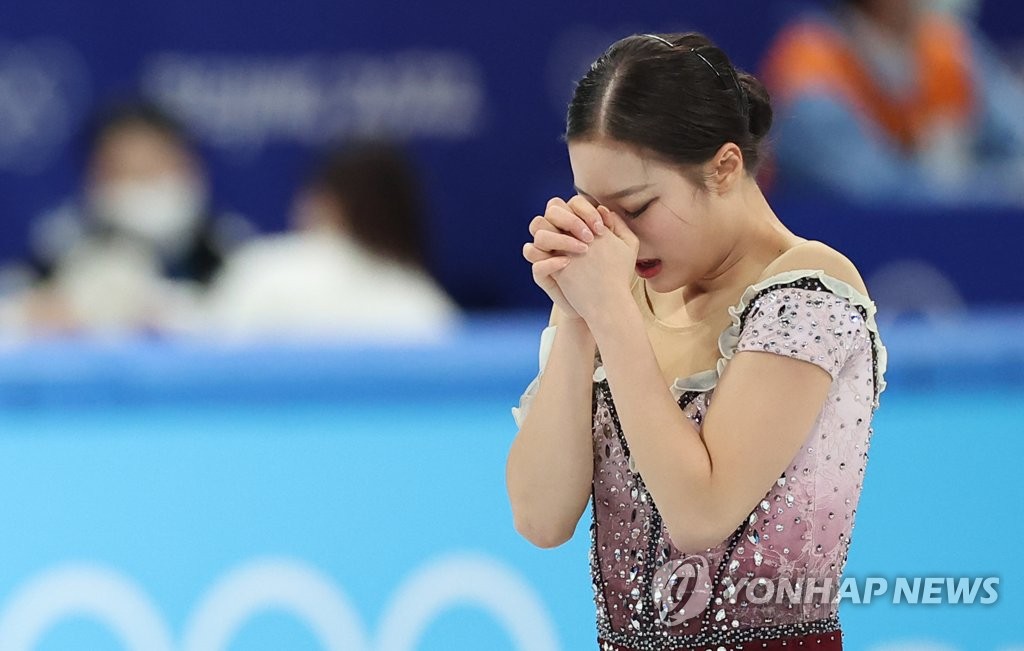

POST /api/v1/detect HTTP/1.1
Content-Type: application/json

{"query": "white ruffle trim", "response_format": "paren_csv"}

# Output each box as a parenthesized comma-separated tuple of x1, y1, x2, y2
(511, 325, 558, 428)
(512, 269, 890, 426)
(671, 268, 888, 405)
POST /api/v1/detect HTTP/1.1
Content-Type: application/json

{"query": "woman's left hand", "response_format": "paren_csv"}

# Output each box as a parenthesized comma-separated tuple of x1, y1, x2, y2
(553, 205, 639, 323)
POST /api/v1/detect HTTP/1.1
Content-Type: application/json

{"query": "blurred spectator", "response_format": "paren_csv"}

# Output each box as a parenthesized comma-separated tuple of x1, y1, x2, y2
(760, 0, 1024, 206)
(202, 141, 459, 341)
(0, 98, 250, 335)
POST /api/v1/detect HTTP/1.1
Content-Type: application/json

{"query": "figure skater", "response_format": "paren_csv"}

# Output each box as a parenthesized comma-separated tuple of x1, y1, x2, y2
(506, 32, 888, 650)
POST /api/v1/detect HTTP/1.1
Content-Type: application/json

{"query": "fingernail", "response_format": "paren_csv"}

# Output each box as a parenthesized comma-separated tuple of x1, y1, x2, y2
(581, 228, 594, 242)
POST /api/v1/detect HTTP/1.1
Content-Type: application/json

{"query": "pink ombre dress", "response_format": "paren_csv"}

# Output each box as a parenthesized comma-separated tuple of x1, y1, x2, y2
(513, 269, 888, 650)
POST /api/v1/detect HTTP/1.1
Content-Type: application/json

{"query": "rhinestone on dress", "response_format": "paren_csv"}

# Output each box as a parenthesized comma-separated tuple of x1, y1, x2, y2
(567, 275, 885, 648)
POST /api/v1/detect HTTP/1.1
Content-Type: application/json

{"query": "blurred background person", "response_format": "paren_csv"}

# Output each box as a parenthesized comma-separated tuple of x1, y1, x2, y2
(760, 0, 1024, 206)
(202, 141, 459, 341)
(0, 98, 250, 335)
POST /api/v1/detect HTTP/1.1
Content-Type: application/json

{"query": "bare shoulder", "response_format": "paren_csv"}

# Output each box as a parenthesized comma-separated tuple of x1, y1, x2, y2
(758, 240, 869, 297)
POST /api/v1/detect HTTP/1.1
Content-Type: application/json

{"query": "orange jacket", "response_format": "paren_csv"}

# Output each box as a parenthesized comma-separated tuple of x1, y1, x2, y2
(761, 12, 976, 153)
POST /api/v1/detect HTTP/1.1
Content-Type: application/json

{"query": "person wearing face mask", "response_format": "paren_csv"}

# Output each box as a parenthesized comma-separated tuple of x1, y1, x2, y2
(201, 141, 458, 340)
(506, 33, 887, 649)
(1, 99, 250, 334)
(759, 0, 1024, 206)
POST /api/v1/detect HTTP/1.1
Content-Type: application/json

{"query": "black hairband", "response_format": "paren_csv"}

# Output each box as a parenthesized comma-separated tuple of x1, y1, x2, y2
(642, 35, 750, 119)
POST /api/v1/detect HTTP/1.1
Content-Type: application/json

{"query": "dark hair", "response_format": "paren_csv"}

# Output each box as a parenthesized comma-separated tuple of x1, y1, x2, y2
(306, 141, 427, 267)
(566, 32, 773, 181)
(83, 97, 194, 155)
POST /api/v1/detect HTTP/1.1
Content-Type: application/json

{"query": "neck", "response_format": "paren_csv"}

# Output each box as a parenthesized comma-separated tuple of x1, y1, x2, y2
(683, 181, 798, 311)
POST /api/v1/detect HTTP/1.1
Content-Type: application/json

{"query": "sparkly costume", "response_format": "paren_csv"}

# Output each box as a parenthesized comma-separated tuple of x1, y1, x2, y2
(513, 270, 888, 650)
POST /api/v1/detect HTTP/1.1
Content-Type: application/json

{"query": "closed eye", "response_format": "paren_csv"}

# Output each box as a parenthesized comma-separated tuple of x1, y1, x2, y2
(625, 198, 655, 219)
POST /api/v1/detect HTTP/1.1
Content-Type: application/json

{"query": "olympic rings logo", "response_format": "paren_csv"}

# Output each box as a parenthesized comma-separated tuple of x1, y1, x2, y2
(0, 553, 559, 651)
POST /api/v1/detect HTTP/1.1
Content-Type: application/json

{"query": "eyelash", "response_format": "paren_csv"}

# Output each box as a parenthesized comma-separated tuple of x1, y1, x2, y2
(625, 199, 654, 219)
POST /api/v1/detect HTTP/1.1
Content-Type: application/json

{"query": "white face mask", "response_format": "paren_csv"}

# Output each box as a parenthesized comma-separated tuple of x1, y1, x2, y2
(91, 176, 206, 254)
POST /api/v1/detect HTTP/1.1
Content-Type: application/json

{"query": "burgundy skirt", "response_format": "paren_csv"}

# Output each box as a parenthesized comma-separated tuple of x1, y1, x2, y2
(597, 629, 843, 651)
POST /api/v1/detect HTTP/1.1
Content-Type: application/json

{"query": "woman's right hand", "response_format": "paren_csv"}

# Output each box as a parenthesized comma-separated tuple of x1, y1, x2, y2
(523, 196, 606, 321)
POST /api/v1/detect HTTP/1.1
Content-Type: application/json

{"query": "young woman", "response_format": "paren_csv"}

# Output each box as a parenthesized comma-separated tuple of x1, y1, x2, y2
(506, 32, 887, 650)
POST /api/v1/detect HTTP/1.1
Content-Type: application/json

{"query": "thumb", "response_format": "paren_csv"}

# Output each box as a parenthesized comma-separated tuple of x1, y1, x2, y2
(597, 205, 636, 244)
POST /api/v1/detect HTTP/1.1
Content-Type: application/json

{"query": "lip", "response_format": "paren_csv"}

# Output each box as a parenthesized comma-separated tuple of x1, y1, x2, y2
(635, 259, 662, 279)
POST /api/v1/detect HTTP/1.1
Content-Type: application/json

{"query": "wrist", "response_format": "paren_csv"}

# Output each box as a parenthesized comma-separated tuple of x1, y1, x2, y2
(583, 289, 638, 339)
(553, 304, 587, 327)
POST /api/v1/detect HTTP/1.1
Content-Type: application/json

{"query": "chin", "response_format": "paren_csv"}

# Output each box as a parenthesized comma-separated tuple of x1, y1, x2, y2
(646, 273, 683, 294)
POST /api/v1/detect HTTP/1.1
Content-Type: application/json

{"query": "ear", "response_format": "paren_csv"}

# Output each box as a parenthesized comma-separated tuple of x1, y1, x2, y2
(706, 142, 745, 194)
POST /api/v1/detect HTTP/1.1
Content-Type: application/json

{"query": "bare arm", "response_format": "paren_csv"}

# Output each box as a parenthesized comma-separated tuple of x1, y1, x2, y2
(552, 212, 861, 553)
(561, 233, 862, 553)
(505, 308, 597, 548)
(506, 196, 608, 549)
(587, 300, 832, 552)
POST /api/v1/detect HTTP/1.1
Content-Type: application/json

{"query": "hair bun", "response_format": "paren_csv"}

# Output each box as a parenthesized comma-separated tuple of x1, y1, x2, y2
(737, 71, 773, 139)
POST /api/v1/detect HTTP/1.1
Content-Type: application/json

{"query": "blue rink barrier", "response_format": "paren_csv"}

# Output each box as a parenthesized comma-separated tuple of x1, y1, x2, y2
(0, 311, 1021, 651)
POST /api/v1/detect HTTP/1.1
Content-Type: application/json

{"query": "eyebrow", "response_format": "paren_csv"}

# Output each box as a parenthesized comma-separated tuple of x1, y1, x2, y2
(574, 183, 652, 201)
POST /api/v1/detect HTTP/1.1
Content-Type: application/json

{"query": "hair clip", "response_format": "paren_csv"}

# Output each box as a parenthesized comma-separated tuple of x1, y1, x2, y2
(690, 48, 721, 79)
(642, 34, 675, 48)
(691, 46, 749, 118)
(640, 35, 749, 118)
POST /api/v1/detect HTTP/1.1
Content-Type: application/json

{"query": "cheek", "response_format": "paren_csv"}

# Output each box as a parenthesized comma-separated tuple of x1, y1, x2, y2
(645, 211, 694, 249)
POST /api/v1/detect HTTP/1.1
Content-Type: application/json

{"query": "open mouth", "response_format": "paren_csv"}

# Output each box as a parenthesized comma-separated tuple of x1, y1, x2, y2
(635, 258, 662, 279)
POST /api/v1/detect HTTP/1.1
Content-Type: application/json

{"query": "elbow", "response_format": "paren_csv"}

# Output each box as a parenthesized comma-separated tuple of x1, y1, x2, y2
(512, 514, 574, 549)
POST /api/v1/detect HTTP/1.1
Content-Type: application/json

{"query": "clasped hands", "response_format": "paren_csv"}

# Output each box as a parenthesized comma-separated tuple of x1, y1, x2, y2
(523, 195, 640, 324)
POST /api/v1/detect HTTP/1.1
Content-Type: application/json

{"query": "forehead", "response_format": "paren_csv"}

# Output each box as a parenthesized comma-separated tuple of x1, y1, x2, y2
(91, 126, 191, 179)
(567, 138, 674, 199)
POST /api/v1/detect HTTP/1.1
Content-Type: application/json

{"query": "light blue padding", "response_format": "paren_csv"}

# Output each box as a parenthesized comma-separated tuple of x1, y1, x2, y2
(0, 311, 1020, 651)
